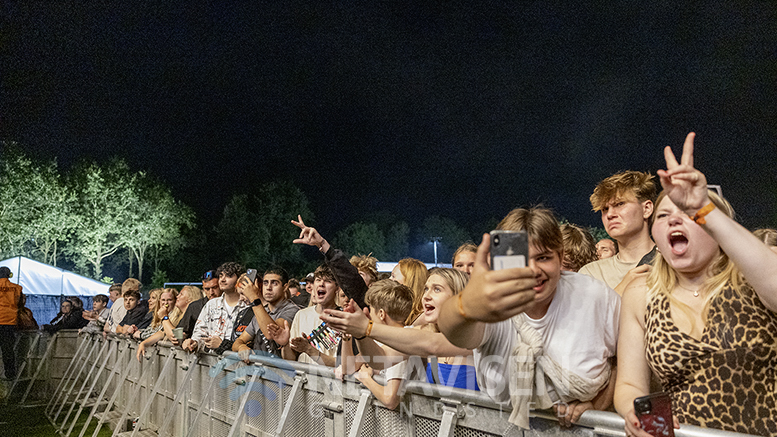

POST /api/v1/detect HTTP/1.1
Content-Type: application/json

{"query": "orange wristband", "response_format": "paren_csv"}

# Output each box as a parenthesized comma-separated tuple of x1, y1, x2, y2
(691, 202, 715, 225)
(364, 320, 373, 337)
(457, 293, 469, 320)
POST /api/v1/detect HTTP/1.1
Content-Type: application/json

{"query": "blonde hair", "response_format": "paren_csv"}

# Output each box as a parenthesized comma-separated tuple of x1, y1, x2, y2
(399, 258, 429, 325)
(589, 170, 656, 212)
(753, 228, 777, 247)
(365, 279, 414, 323)
(349, 254, 379, 284)
(180, 285, 205, 302)
(647, 190, 743, 330)
(122, 278, 142, 293)
(151, 288, 183, 328)
(427, 268, 468, 295)
(451, 243, 477, 265)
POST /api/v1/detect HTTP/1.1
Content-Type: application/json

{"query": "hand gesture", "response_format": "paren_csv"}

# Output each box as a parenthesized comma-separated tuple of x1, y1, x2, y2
(554, 400, 593, 428)
(204, 335, 222, 349)
(136, 343, 147, 362)
(291, 215, 326, 249)
(657, 132, 710, 214)
(267, 319, 290, 346)
(182, 338, 198, 352)
(458, 234, 537, 322)
(237, 275, 261, 302)
(238, 347, 252, 364)
(289, 336, 314, 354)
(320, 301, 371, 337)
(355, 363, 373, 383)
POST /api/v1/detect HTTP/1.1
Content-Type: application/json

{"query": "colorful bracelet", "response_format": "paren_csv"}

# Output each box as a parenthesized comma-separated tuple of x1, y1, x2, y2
(691, 202, 716, 225)
(355, 320, 373, 340)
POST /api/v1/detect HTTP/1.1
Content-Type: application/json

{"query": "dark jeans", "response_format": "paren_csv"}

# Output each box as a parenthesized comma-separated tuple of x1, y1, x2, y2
(0, 325, 17, 379)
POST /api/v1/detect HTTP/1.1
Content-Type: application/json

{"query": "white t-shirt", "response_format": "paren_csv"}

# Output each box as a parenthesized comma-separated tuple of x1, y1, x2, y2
(474, 271, 620, 404)
(289, 306, 339, 365)
(107, 298, 127, 333)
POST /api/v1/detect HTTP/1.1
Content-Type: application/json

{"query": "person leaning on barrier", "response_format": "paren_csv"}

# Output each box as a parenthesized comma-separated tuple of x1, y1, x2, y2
(80, 294, 110, 334)
(135, 288, 182, 341)
(182, 262, 248, 353)
(338, 279, 415, 410)
(614, 133, 777, 437)
(322, 268, 479, 391)
(115, 288, 151, 335)
(136, 286, 203, 360)
(104, 279, 140, 335)
(232, 270, 300, 361)
(437, 206, 620, 430)
(177, 272, 218, 340)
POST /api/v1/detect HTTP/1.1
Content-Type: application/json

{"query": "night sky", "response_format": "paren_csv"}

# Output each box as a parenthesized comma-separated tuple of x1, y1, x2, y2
(3, 2, 777, 237)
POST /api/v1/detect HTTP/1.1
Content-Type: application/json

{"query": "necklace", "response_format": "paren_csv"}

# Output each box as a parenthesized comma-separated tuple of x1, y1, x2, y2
(677, 283, 700, 297)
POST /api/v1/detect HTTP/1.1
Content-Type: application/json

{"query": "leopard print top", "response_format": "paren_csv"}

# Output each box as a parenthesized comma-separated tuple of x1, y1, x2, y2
(645, 285, 777, 436)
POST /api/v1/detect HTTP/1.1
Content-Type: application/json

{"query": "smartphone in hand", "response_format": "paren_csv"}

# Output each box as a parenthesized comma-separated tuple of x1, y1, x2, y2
(246, 268, 258, 283)
(634, 392, 674, 437)
(489, 230, 528, 270)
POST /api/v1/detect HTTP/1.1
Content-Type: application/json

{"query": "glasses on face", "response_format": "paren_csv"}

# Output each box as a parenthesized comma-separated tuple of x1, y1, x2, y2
(203, 270, 217, 280)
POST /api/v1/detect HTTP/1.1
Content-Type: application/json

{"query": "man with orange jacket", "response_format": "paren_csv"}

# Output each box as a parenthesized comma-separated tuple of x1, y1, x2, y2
(0, 266, 23, 379)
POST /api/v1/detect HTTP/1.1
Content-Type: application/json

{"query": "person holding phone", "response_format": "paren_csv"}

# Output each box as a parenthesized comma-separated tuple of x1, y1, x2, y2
(437, 206, 620, 430)
(614, 133, 777, 437)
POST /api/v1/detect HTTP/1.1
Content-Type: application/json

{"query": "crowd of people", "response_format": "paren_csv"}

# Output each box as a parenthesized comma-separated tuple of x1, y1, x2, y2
(1, 134, 774, 436)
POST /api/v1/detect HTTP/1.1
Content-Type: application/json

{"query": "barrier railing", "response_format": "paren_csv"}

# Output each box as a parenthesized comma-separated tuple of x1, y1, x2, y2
(9, 330, 755, 437)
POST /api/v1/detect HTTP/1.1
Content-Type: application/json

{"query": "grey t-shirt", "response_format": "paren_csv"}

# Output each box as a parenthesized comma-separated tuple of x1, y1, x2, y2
(244, 299, 299, 337)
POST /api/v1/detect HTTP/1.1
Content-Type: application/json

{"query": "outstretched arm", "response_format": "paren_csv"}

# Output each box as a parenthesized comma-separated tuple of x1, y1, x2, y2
(321, 303, 472, 358)
(659, 133, 777, 311)
(438, 233, 536, 349)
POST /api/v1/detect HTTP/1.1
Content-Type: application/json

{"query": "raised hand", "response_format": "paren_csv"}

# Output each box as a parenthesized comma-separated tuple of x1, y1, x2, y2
(457, 234, 537, 322)
(320, 301, 371, 337)
(291, 215, 328, 250)
(656, 132, 710, 214)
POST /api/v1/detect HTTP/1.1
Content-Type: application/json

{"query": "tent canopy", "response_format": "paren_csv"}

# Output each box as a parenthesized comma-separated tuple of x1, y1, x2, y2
(0, 256, 108, 296)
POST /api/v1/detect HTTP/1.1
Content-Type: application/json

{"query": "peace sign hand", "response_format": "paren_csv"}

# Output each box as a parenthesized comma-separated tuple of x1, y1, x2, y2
(291, 215, 329, 252)
(656, 132, 710, 214)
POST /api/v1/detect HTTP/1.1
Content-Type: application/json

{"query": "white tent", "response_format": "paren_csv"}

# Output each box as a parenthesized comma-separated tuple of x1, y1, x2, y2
(0, 256, 109, 325)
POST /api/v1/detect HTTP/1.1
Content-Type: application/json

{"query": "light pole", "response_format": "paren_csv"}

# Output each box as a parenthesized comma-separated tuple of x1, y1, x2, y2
(431, 237, 441, 266)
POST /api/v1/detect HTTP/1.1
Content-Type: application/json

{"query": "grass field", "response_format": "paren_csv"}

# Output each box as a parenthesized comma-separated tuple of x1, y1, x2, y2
(0, 402, 114, 437)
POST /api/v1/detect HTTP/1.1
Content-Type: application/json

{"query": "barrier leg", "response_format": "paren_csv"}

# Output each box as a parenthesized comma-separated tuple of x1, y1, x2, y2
(61, 338, 111, 434)
(77, 339, 124, 437)
(183, 363, 222, 437)
(348, 389, 373, 437)
(47, 333, 88, 414)
(110, 349, 158, 437)
(129, 347, 177, 437)
(154, 354, 198, 437)
(274, 373, 307, 437)
(53, 337, 102, 423)
(91, 345, 139, 437)
(226, 365, 264, 437)
(21, 332, 58, 404)
(437, 400, 463, 437)
(6, 331, 41, 400)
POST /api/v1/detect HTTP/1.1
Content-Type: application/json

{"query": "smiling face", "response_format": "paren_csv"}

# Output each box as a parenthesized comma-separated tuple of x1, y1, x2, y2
(202, 278, 221, 299)
(525, 243, 562, 318)
(262, 273, 285, 305)
(148, 293, 159, 312)
(601, 194, 653, 242)
(453, 251, 476, 275)
(652, 196, 719, 275)
(421, 274, 455, 324)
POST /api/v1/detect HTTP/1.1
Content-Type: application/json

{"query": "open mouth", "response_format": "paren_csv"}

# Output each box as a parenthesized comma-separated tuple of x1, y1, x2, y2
(533, 279, 547, 292)
(424, 303, 436, 314)
(669, 231, 689, 255)
(317, 289, 327, 299)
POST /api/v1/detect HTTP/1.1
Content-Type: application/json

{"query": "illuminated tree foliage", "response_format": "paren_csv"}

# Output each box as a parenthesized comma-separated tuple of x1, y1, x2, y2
(0, 145, 75, 264)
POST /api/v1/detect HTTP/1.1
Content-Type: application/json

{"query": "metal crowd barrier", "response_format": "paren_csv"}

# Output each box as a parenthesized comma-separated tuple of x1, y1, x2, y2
(11, 330, 755, 437)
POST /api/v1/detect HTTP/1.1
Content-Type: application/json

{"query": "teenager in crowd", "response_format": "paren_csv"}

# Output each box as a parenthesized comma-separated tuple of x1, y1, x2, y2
(390, 258, 428, 325)
(559, 223, 598, 272)
(614, 133, 777, 437)
(452, 243, 477, 275)
(80, 294, 109, 334)
(438, 206, 619, 429)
